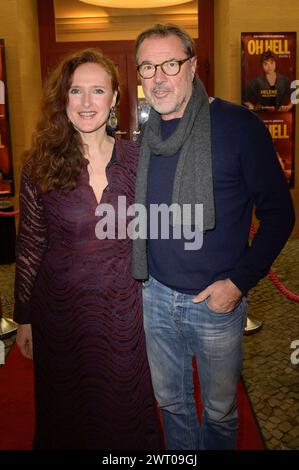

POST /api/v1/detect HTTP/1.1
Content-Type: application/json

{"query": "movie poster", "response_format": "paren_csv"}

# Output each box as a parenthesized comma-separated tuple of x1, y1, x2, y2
(241, 32, 296, 187)
(0, 39, 14, 196)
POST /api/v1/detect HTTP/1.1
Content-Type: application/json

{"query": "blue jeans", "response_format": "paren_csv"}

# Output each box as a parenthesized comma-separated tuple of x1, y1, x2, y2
(142, 276, 248, 450)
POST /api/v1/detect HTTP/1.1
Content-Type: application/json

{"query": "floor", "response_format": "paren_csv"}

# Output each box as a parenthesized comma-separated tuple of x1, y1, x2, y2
(1, 239, 299, 450)
(242, 238, 299, 450)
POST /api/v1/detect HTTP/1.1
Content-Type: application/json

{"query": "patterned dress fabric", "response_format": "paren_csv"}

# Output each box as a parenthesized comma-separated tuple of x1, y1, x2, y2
(14, 138, 162, 450)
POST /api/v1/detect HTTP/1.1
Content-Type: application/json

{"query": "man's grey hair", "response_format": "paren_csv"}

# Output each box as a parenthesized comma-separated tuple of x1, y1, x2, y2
(135, 23, 196, 63)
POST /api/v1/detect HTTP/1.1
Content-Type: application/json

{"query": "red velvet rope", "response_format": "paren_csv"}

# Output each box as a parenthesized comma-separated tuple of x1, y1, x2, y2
(0, 209, 19, 217)
(250, 225, 299, 303)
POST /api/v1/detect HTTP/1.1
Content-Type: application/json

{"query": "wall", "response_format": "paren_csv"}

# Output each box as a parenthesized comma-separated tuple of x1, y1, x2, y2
(214, 0, 299, 237)
(0, 0, 42, 208)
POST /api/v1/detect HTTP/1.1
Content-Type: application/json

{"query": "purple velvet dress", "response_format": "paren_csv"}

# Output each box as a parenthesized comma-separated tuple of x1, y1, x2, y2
(14, 138, 162, 450)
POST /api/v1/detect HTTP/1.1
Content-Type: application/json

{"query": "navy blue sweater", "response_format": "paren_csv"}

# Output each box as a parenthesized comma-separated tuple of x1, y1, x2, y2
(146, 98, 295, 295)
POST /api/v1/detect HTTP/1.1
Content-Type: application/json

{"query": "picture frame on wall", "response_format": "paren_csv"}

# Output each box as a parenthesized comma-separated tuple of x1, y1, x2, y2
(0, 38, 14, 197)
(241, 32, 296, 188)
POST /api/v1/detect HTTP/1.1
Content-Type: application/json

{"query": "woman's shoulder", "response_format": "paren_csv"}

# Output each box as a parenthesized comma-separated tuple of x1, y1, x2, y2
(117, 137, 140, 154)
(20, 161, 45, 198)
(20, 162, 34, 187)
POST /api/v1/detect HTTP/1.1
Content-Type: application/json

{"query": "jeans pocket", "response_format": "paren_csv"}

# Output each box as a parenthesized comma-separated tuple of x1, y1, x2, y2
(142, 276, 154, 289)
(204, 297, 243, 316)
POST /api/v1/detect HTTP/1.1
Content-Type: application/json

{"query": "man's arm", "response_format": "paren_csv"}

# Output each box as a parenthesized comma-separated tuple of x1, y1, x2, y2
(227, 115, 295, 294)
(193, 112, 295, 311)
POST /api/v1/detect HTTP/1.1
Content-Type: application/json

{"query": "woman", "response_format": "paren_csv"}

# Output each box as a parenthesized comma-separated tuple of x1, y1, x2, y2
(243, 50, 293, 112)
(14, 49, 162, 450)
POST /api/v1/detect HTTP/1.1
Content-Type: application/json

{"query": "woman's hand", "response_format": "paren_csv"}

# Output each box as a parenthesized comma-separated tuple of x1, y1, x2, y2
(16, 323, 33, 359)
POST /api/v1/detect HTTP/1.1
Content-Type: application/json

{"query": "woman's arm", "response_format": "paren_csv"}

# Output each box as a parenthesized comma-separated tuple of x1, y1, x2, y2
(14, 169, 48, 357)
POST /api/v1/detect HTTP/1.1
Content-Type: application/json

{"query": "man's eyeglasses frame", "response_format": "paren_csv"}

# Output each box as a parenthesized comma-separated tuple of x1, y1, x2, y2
(137, 57, 192, 79)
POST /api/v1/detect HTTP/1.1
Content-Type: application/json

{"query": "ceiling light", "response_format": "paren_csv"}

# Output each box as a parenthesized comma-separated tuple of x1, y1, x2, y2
(79, 0, 192, 9)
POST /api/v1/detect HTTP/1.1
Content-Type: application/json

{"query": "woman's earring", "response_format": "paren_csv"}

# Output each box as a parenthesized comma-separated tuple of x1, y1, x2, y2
(108, 106, 118, 130)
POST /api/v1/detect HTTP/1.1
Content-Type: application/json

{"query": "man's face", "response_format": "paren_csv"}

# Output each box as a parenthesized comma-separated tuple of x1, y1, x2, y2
(137, 34, 197, 121)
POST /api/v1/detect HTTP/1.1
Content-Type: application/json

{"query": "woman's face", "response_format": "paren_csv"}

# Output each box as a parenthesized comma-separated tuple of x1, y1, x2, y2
(262, 58, 276, 74)
(66, 62, 117, 135)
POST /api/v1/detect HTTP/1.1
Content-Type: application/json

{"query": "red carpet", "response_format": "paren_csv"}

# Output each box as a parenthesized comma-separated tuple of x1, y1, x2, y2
(0, 345, 264, 450)
(0, 345, 35, 450)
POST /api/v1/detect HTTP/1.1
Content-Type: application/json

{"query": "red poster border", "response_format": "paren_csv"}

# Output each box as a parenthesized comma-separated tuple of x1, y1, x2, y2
(0, 38, 14, 197)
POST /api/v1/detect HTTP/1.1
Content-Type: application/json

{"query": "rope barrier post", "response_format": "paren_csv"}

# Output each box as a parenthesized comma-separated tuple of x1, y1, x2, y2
(0, 317, 18, 340)
(0, 201, 18, 339)
(0, 296, 17, 340)
(0, 200, 16, 264)
(244, 315, 263, 335)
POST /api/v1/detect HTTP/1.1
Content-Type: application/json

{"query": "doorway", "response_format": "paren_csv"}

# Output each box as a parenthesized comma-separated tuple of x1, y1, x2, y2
(37, 0, 213, 139)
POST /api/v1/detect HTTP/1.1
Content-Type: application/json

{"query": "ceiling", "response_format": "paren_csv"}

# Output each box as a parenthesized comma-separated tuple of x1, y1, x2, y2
(54, 0, 198, 41)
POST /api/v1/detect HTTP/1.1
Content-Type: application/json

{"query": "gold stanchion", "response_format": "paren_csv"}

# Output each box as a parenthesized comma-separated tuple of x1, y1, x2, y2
(244, 315, 263, 335)
(0, 316, 17, 339)
(0, 296, 17, 340)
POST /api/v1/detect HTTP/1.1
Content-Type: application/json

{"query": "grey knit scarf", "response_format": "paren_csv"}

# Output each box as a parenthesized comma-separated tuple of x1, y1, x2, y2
(132, 76, 215, 280)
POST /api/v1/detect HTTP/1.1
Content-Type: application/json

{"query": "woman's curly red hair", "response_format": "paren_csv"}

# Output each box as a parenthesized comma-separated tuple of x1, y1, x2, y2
(24, 48, 120, 192)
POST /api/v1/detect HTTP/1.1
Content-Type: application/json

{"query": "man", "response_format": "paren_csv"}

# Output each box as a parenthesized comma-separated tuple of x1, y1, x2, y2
(132, 24, 295, 450)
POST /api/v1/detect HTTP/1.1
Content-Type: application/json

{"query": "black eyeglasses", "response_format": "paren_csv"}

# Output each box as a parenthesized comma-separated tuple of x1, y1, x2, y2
(137, 57, 191, 79)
